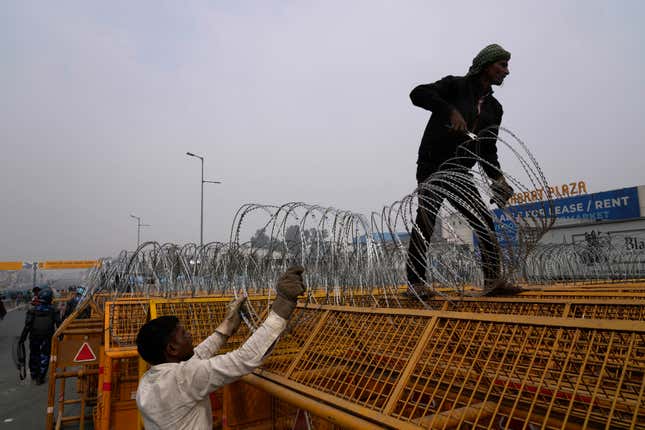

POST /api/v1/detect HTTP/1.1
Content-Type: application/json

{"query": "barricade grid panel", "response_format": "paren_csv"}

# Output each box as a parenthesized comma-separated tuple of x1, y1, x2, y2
(412, 298, 446, 310)
(154, 301, 229, 344)
(107, 301, 150, 348)
(263, 308, 324, 376)
(225, 299, 265, 352)
(569, 303, 645, 320)
(381, 296, 429, 309)
(99, 294, 645, 429)
(153, 298, 270, 353)
(518, 292, 645, 300)
(282, 311, 429, 412)
(113, 356, 140, 402)
(442, 300, 645, 320)
(445, 301, 566, 316)
(388, 316, 645, 429)
(314, 293, 427, 309)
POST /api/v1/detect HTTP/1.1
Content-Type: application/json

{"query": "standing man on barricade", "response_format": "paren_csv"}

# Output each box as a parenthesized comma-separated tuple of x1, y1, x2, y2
(406, 43, 517, 296)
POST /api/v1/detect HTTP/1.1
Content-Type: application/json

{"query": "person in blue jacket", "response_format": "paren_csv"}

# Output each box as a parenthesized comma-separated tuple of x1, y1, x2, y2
(19, 286, 59, 384)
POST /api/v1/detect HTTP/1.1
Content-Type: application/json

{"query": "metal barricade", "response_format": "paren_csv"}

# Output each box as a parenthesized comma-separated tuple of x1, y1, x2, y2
(94, 298, 150, 430)
(254, 304, 645, 429)
(46, 296, 104, 430)
(77, 284, 645, 429)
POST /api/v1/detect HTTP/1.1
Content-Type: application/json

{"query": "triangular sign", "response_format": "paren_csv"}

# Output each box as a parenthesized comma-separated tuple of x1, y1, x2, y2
(73, 342, 97, 362)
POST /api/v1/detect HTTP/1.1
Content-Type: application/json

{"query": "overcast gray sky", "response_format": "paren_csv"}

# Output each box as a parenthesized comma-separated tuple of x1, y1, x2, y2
(2, 1, 644, 261)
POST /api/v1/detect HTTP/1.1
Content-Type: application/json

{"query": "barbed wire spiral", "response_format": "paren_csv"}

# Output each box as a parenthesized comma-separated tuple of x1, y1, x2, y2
(82, 128, 645, 320)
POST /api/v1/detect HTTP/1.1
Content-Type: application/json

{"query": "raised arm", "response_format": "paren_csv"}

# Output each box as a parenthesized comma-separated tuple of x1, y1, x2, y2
(410, 75, 458, 116)
(193, 296, 247, 359)
(179, 267, 306, 400)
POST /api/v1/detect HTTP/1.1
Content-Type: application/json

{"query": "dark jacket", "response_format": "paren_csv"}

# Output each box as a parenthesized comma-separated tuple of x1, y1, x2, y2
(20, 304, 59, 342)
(411, 75, 503, 182)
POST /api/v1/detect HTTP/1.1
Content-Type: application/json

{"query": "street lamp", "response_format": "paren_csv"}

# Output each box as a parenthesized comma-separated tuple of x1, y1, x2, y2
(186, 152, 221, 247)
(129, 214, 151, 248)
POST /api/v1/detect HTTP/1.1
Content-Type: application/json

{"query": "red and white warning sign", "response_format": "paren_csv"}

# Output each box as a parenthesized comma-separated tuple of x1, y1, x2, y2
(73, 342, 97, 362)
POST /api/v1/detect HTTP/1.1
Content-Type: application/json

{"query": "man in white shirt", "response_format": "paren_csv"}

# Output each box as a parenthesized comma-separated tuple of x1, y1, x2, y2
(136, 267, 305, 430)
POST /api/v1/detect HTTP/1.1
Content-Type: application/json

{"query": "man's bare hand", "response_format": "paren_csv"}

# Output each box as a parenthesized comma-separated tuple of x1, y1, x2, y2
(449, 109, 468, 133)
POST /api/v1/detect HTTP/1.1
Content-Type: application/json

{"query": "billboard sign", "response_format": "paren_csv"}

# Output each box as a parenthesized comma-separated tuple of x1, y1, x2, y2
(38, 260, 101, 270)
(0, 262, 23, 271)
(478, 187, 641, 248)
(493, 187, 640, 224)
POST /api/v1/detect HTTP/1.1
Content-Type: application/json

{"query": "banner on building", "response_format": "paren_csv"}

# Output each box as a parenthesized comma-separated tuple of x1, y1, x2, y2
(476, 187, 641, 248)
(494, 187, 640, 224)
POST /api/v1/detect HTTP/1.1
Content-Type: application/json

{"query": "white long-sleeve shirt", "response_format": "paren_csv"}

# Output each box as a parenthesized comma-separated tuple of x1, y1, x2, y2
(136, 311, 287, 430)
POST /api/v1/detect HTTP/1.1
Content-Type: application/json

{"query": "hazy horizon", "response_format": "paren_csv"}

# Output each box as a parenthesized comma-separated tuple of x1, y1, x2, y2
(2, 1, 644, 261)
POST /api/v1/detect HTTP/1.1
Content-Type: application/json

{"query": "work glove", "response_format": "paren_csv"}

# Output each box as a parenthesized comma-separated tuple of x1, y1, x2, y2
(490, 177, 514, 207)
(215, 296, 247, 337)
(271, 266, 306, 320)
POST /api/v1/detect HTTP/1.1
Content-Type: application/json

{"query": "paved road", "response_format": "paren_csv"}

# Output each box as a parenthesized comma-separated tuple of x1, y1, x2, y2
(0, 307, 49, 428)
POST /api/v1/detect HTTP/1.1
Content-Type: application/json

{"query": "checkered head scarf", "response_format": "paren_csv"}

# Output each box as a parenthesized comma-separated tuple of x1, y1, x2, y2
(466, 44, 511, 76)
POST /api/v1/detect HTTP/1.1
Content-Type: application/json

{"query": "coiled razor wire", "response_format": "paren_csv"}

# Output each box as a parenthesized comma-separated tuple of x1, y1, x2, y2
(82, 127, 645, 327)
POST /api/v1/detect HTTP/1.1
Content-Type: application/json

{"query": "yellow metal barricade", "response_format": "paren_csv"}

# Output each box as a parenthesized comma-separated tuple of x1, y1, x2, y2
(95, 299, 151, 430)
(46, 297, 103, 430)
(253, 304, 645, 429)
(86, 283, 645, 430)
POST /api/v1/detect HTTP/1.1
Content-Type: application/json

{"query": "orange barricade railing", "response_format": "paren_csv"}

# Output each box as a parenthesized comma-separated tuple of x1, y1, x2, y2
(46, 297, 103, 430)
(49, 283, 645, 429)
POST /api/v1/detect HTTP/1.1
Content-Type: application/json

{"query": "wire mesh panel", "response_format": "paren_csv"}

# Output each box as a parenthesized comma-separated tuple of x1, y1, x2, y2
(445, 300, 566, 316)
(112, 356, 140, 402)
(105, 300, 150, 349)
(314, 291, 428, 309)
(151, 297, 271, 353)
(395, 315, 645, 429)
(153, 299, 229, 342)
(443, 299, 645, 320)
(568, 303, 645, 320)
(518, 291, 645, 300)
(258, 306, 645, 430)
(263, 307, 326, 376)
(528, 282, 645, 291)
(276, 309, 430, 413)
(390, 319, 645, 429)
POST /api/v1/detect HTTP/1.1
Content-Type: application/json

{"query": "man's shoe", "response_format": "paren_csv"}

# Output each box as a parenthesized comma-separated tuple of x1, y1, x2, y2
(405, 283, 435, 299)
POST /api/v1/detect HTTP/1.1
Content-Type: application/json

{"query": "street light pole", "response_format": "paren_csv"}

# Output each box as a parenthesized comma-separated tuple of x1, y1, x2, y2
(186, 152, 221, 247)
(130, 214, 151, 248)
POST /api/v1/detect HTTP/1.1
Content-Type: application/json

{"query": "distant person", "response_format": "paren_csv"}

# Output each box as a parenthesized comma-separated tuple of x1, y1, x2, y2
(30, 286, 41, 307)
(0, 299, 6, 320)
(407, 43, 515, 296)
(63, 288, 80, 319)
(136, 267, 305, 430)
(19, 287, 60, 384)
(63, 287, 88, 320)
